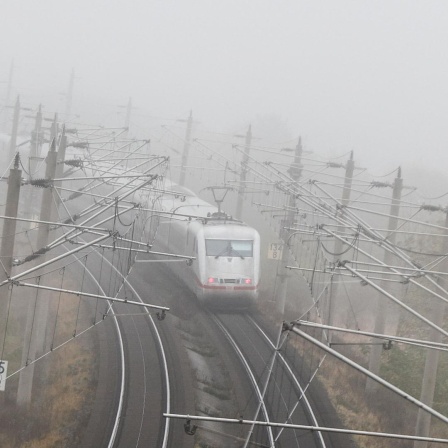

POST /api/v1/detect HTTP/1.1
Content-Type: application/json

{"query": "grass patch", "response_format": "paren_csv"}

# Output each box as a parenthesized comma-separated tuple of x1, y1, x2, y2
(0, 289, 98, 447)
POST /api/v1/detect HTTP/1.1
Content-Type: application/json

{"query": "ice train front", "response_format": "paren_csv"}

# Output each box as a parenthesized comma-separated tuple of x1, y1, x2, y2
(194, 222, 260, 309)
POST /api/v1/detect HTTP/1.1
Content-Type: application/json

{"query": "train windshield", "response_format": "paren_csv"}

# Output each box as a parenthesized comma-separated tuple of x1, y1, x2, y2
(205, 239, 253, 258)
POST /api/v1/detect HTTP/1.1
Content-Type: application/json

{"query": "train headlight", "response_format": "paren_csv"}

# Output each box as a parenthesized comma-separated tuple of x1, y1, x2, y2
(243, 278, 252, 284)
(208, 277, 219, 284)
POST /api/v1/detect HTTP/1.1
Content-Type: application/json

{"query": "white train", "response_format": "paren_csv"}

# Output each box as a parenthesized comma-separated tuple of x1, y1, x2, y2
(150, 182, 261, 309)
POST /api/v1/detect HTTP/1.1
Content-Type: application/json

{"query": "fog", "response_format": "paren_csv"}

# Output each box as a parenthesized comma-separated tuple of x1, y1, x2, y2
(1, 0, 448, 183)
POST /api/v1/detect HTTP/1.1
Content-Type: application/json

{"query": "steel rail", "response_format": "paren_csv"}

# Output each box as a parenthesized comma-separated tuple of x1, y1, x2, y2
(67, 251, 126, 448)
(210, 313, 275, 447)
(248, 316, 326, 447)
(85, 241, 172, 448)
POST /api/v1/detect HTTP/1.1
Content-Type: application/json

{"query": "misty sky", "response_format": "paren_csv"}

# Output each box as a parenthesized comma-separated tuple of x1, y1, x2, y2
(1, 1, 448, 178)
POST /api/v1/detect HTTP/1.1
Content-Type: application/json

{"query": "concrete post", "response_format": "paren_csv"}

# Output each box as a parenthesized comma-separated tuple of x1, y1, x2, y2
(17, 138, 59, 406)
(413, 211, 448, 448)
(64, 68, 74, 120)
(36, 138, 58, 250)
(8, 97, 20, 162)
(366, 167, 403, 394)
(0, 154, 21, 280)
(50, 114, 58, 143)
(25, 105, 44, 231)
(0, 154, 22, 347)
(235, 125, 252, 220)
(179, 111, 193, 187)
(29, 105, 43, 162)
(123, 98, 133, 170)
(327, 152, 355, 340)
(2, 60, 14, 133)
(124, 97, 132, 135)
(53, 129, 67, 210)
(277, 137, 303, 316)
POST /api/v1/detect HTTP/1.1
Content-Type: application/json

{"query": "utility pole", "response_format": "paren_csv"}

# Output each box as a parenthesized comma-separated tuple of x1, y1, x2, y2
(25, 105, 44, 230)
(29, 105, 43, 168)
(124, 97, 132, 136)
(0, 153, 22, 281)
(17, 137, 59, 406)
(120, 97, 133, 170)
(53, 128, 67, 210)
(414, 210, 448, 448)
(2, 60, 14, 133)
(36, 138, 58, 250)
(0, 154, 22, 349)
(276, 137, 303, 315)
(235, 125, 252, 220)
(50, 113, 58, 143)
(64, 68, 75, 120)
(365, 167, 403, 394)
(8, 96, 20, 162)
(327, 152, 355, 341)
(179, 111, 193, 187)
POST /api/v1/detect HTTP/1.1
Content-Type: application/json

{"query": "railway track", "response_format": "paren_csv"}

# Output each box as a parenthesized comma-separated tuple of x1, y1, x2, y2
(210, 311, 325, 448)
(70, 236, 176, 448)
(54, 166, 348, 447)
(62, 233, 350, 448)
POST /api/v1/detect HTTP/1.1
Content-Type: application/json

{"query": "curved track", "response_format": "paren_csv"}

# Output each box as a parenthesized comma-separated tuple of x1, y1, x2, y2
(71, 238, 175, 447)
(74, 235, 349, 447)
(212, 312, 323, 448)
(210, 311, 353, 448)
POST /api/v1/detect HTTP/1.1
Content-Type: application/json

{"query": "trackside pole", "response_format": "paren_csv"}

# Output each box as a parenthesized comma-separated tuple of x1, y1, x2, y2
(17, 137, 59, 406)
(366, 168, 403, 394)
(29, 105, 43, 165)
(64, 68, 75, 120)
(1, 60, 14, 133)
(36, 138, 58, 250)
(414, 210, 448, 448)
(0, 154, 22, 284)
(179, 111, 193, 187)
(50, 113, 58, 142)
(276, 137, 303, 316)
(327, 151, 355, 343)
(8, 97, 20, 162)
(235, 125, 252, 220)
(54, 128, 67, 209)
(0, 154, 22, 392)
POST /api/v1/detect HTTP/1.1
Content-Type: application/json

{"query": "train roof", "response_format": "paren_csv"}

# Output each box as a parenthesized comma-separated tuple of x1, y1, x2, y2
(160, 178, 245, 226)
